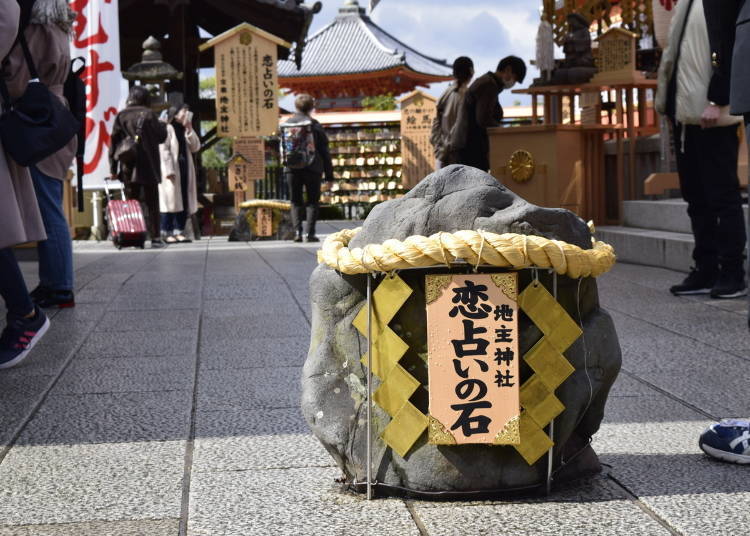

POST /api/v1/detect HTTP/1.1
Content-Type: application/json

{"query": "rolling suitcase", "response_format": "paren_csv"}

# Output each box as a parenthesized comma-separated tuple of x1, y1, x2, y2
(104, 180, 147, 249)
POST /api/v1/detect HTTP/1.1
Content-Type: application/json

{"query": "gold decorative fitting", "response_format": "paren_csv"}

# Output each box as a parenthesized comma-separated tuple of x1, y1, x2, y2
(507, 150, 535, 183)
(428, 416, 457, 445)
(491, 273, 518, 301)
(424, 275, 452, 305)
(493, 415, 521, 445)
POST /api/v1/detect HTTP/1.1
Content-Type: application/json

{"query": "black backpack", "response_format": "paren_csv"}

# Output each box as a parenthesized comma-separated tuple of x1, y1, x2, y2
(63, 57, 87, 212)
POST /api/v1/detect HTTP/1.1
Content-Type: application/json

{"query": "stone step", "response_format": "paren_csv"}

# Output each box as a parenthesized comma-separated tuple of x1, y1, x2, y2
(596, 225, 694, 273)
(622, 199, 749, 234)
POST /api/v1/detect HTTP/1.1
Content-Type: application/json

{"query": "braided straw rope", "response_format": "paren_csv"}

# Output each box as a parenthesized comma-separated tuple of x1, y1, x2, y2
(317, 228, 616, 278)
(239, 200, 291, 211)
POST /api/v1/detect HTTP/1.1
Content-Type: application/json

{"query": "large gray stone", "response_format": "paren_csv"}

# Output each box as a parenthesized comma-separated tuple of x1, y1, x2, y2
(303, 165, 622, 495)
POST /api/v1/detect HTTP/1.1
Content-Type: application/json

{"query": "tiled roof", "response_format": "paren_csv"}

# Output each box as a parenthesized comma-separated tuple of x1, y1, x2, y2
(278, 0, 451, 78)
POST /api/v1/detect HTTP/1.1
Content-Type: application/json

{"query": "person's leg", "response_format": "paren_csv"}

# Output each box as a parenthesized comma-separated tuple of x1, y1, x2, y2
(0, 248, 49, 369)
(175, 211, 187, 235)
(675, 124, 719, 273)
(696, 124, 746, 298)
(30, 167, 74, 300)
(304, 171, 321, 241)
(161, 213, 174, 236)
(144, 183, 162, 244)
(287, 172, 305, 241)
(0, 248, 33, 317)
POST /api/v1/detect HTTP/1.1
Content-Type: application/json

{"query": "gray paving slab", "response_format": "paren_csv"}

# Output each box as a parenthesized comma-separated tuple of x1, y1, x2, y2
(199, 335, 310, 369)
(0, 375, 54, 446)
(77, 329, 197, 358)
(200, 298, 301, 319)
(107, 292, 200, 311)
(196, 366, 301, 411)
(51, 355, 195, 395)
(202, 275, 285, 300)
(199, 314, 309, 342)
(95, 309, 201, 333)
(15, 390, 192, 446)
(609, 309, 750, 417)
(0, 442, 185, 525)
(599, 276, 750, 357)
(192, 408, 332, 472)
(0, 519, 180, 536)
(188, 467, 419, 536)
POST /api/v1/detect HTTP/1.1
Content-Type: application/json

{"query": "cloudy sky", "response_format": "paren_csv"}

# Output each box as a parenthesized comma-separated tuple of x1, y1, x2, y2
(303, 0, 543, 107)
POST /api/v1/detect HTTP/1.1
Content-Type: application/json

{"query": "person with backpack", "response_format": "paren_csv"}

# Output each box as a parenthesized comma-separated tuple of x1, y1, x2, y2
(3, 0, 78, 309)
(431, 56, 474, 169)
(109, 86, 168, 248)
(0, 0, 50, 368)
(280, 94, 334, 243)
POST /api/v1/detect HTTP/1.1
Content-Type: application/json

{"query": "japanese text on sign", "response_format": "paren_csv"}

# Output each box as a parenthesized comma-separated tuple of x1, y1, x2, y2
(426, 274, 520, 445)
(400, 91, 436, 188)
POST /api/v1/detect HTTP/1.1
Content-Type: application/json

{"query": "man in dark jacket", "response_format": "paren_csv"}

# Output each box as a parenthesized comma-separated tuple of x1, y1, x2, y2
(452, 56, 527, 171)
(281, 94, 334, 242)
(109, 85, 168, 248)
(697, 0, 750, 465)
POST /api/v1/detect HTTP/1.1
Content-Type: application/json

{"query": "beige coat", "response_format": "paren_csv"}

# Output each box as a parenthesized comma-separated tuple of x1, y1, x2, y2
(655, 0, 742, 127)
(0, 0, 46, 249)
(158, 123, 200, 214)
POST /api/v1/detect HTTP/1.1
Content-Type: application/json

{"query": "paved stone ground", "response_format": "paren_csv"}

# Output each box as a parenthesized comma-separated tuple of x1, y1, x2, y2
(1, 222, 748, 535)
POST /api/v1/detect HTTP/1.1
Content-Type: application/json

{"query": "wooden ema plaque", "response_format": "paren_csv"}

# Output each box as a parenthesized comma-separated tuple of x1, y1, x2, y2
(228, 156, 256, 211)
(590, 27, 647, 85)
(199, 23, 290, 138)
(400, 90, 436, 189)
(426, 274, 521, 445)
(235, 137, 266, 181)
(256, 207, 273, 237)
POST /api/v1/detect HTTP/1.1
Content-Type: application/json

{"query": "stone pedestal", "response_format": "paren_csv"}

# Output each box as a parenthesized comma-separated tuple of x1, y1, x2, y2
(303, 166, 622, 497)
(228, 200, 295, 241)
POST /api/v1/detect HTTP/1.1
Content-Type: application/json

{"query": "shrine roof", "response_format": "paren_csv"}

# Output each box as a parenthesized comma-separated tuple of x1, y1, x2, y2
(278, 0, 452, 80)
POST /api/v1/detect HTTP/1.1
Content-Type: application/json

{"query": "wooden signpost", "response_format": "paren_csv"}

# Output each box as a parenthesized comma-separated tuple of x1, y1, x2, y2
(400, 90, 436, 189)
(228, 137, 266, 210)
(425, 273, 521, 445)
(199, 23, 290, 138)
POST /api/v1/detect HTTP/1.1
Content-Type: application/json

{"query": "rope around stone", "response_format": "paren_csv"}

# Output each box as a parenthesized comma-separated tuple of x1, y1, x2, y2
(239, 200, 292, 211)
(316, 228, 616, 278)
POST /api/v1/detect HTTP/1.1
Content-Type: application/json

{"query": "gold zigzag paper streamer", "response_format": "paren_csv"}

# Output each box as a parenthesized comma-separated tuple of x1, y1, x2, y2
(353, 275, 428, 458)
(514, 282, 582, 465)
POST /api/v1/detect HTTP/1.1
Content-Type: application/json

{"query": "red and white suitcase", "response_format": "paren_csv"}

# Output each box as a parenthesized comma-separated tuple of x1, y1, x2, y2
(104, 181, 147, 249)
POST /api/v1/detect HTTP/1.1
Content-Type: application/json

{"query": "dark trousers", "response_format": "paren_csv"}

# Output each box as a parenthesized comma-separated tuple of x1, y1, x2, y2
(457, 131, 490, 172)
(0, 248, 33, 316)
(124, 182, 160, 240)
(287, 169, 321, 237)
(673, 123, 747, 272)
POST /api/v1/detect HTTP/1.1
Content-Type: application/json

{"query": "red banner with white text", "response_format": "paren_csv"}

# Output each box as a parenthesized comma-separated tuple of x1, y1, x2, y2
(70, 0, 122, 189)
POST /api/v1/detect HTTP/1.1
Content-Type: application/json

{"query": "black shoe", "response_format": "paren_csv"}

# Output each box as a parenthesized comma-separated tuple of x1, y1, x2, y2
(151, 239, 167, 249)
(29, 285, 50, 302)
(305, 235, 320, 243)
(670, 268, 717, 296)
(0, 306, 50, 369)
(34, 289, 75, 309)
(710, 270, 748, 299)
(293, 232, 304, 243)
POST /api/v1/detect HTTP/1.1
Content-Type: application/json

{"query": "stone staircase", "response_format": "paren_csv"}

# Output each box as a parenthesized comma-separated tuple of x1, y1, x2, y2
(597, 200, 749, 273)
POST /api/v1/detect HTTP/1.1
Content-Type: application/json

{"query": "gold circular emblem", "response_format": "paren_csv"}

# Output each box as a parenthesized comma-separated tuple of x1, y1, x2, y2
(240, 31, 253, 45)
(507, 150, 535, 183)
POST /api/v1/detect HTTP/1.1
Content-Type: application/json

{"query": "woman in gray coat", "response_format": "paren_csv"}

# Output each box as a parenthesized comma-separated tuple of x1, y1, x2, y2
(0, 0, 51, 368)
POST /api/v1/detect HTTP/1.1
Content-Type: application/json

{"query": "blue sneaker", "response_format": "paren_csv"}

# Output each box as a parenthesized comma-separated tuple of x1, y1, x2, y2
(699, 419, 750, 464)
(0, 307, 50, 369)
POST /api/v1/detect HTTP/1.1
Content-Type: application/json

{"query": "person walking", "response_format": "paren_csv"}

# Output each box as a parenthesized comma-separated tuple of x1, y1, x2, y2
(0, 0, 50, 368)
(3, 0, 78, 308)
(431, 56, 474, 169)
(696, 0, 750, 465)
(159, 104, 200, 243)
(280, 94, 334, 243)
(109, 86, 168, 248)
(657, 0, 747, 299)
(452, 56, 527, 172)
